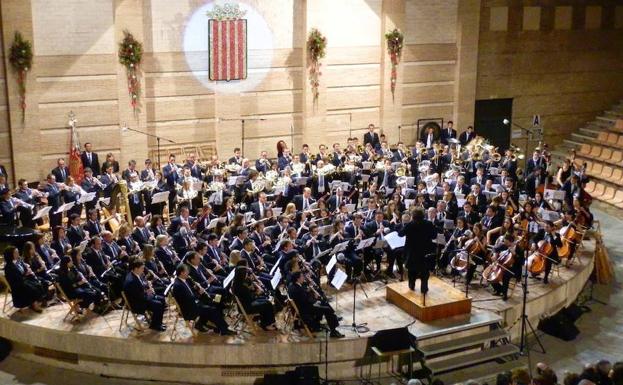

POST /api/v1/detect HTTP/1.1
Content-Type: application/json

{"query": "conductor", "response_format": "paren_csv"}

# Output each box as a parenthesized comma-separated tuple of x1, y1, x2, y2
(398, 208, 437, 293)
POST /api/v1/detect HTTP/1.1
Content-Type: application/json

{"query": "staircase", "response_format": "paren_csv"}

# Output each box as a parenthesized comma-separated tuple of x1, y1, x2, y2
(410, 314, 519, 380)
(550, 99, 623, 209)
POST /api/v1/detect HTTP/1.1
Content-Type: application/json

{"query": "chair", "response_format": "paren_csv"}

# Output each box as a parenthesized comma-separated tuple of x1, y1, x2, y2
(617, 135, 623, 148)
(0, 275, 13, 313)
(230, 289, 258, 334)
(579, 144, 591, 155)
(55, 283, 83, 321)
(599, 147, 613, 161)
(590, 163, 603, 177)
(589, 145, 602, 158)
(606, 132, 619, 145)
(584, 181, 596, 194)
(283, 298, 314, 339)
(592, 183, 606, 198)
(168, 292, 198, 340)
(616, 120, 623, 131)
(602, 186, 616, 202)
(600, 165, 614, 179)
(609, 151, 623, 166)
(596, 132, 609, 143)
(119, 291, 149, 331)
(606, 190, 623, 206)
(611, 168, 623, 185)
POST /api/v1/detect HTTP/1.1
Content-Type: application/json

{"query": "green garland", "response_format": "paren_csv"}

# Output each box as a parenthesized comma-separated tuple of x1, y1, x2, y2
(385, 28, 404, 100)
(307, 28, 327, 103)
(118, 30, 143, 114)
(8, 32, 33, 123)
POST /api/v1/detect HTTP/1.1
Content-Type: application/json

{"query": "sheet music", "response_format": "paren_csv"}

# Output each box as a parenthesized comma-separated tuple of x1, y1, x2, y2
(384, 231, 405, 250)
(151, 191, 169, 204)
(356, 237, 376, 251)
(332, 240, 350, 253)
(325, 254, 337, 274)
(345, 203, 356, 213)
(457, 198, 466, 208)
(33, 206, 51, 220)
(272, 207, 283, 217)
(54, 202, 75, 214)
(78, 192, 97, 204)
(295, 177, 309, 186)
(207, 217, 225, 230)
(271, 269, 282, 290)
(223, 269, 236, 288)
(270, 256, 282, 276)
(331, 269, 348, 290)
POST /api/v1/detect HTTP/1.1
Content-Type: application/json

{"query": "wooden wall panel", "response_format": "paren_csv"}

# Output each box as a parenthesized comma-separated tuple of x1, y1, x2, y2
(39, 126, 121, 156)
(36, 55, 116, 76)
(324, 64, 380, 88)
(327, 108, 381, 132)
(326, 86, 381, 111)
(150, 120, 216, 145)
(403, 83, 454, 106)
(38, 101, 119, 130)
(240, 90, 302, 116)
(403, 63, 456, 84)
(325, 47, 381, 65)
(403, 44, 457, 62)
(145, 95, 215, 122)
(37, 76, 117, 103)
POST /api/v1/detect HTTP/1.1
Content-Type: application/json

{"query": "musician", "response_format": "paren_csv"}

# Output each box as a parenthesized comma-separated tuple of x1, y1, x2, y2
(140, 159, 156, 182)
(0, 187, 18, 226)
(61, 176, 85, 217)
(459, 125, 475, 146)
(80, 168, 102, 212)
(254, 151, 270, 174)
(121, 160, 138, 183)
(464, 223, 487, 285)
(231, 261, 277, 330)
(312, 160, 331, 198)
(99, 165, 119, 198)
(560, 174, 582, 207)
(83, 236, 111, 279)
(101, 230, 126, 262)
(363, 210, 392, 275)
(72, 248, 108, 296)
(421, 126, 437, 149)
(470, 167, 487, 189)
(4, 246, 47, 312)
(327, 187, 349, 213)
(22, 241, 54, 288)
(533, 220, 563, 284)
(51, 158, 70, 184)
(278, 148, 292, 170)
(398, 208, 436, 293)
(123, 259, 167, 331)
(293, 187, 316, 212)
(172, 264, 233, 335)
(459, 201, 481, 227)
(130, 216, 151, 247)
(0, 175, 7, 191)
(82, 209, 101, 237)
(376, 159, 396, 191)
(13, 178, 42, 228)
(228, 148, 243, 165)
(440, 121, 457, 145)
(101, 153, 120, 174)
(35, 233, 59, 270)
(526, 150, 546, 176)
(288, 271, 344, 338)
(67, 213, 87, 247)
(364, 124, 380, 150)
(299, 144, 311, 164)
(163, 154, 182, 211)
(42, 174, 63, 227)
(490, 234, 523, 301)
(185, 153, 203, 180)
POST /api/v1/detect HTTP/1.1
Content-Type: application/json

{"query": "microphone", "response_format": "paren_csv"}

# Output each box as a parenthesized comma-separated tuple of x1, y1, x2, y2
(502, 119, 510, 125)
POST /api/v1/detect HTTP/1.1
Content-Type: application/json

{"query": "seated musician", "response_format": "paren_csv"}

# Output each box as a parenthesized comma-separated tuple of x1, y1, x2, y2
(194, 205, 217, 238)
(440, 216, 468, 271)
(288, 271, 344, 338)
(117, 224, 140, 256)
(464, 223, 487, 285)
(231, 260, 277, 331)
(35, 233, 59, 270)
(123, 258, 167, 331)
(249, 221, 272, 254)
(3, 246, 48, 312)
(154, 234, 180, 276)
(203, 235, 229, 275)
(531, 220, 562, 285)
(131, 216, 152, 248)
(72, 249, 107, 295)
(490, 234, 524, 301)
(57, 254, 106, 313)
(300, 224, 327, 263)
(184, 251, 228, 303)
(172, 225, 195, 257)
(83, 209, 103, 237)
(67, 213, 87, 247)
(101, 230, 126, 262)
(294, 187, 316, 212)
(81, 168, 102, 213)
(240, 239, 272, 287)
(486, 216, 515, 247)
(363, 210, 392, 276)
(83, 236, 111, 278)
(21, 242, 52, 286)
(167, 206, 195, 235)
(150, 215, 168, 238)
(459, 201, 481, 227)
(51, 226, 72, 258)
(172, 264, 233, 335)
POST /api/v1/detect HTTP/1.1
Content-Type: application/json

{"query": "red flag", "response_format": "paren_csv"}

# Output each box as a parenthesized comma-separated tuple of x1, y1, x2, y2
(69, 123, 84, 184)
(209, 19, 247, 81)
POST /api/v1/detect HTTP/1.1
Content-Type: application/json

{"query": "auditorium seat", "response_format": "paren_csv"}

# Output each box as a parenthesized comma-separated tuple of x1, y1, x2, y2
(600, 165, 613, 179)
(596, 132, 608, 143)
(618, 135, 623, 148)
(605, 190, 623, 206)
(579, 144, 591, 155)
(584, 181, 596, 194)
(607, 132, 619, 144)
(592, 183, 606, 198)
(589, 145, 602, 158)
(611, 168, 623, 185)
(609, 150, 623, 166)
(602, 186, 616, 202)
(591, 162, 603, 176)
(598, 147, 612, 161)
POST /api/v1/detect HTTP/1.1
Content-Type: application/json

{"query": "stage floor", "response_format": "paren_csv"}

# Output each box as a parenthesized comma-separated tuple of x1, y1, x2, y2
(0, 239, 596, 384)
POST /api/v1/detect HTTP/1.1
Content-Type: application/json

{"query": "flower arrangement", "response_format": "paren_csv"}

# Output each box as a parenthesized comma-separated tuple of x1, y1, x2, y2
(8, 32, 33, 123)
(118, 30, 143, 114)
(206, 3, 246, 20)
(385, 28, 404, 100)
(307, 28, 327, 103)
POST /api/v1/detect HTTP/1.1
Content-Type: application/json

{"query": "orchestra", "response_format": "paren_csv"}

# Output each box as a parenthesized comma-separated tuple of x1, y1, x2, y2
(0, 123, 595, 338)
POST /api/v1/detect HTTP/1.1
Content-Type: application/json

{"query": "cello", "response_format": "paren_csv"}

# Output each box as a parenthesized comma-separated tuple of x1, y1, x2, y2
(483, 248, 515, 284)
(527, 240, 553, 275)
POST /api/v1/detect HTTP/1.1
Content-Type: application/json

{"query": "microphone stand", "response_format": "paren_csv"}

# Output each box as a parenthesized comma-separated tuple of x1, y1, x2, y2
(217, 117, 266, 158)
(121, 124, 176, 169)
(518, 258, 546, 357)
(350, 265, 369, 336)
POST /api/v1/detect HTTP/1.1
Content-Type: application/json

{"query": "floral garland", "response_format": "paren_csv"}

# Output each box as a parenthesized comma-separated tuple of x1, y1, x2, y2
(118, 30, 143, 114)
(206, 3, 246, 20)
(8, 32, 33, 123)
(385, 28, 404, 100)
(307, 28, 327, 103)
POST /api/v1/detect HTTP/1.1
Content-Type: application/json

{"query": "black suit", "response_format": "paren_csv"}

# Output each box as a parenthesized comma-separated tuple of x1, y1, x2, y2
(81, 152, 100, 175)
(458, 131, 474, 146)
(398, 219, 437, 293)
(288, 282, 339, 331)
(51, 166, 70, 183)
(123, 272, 165, 328)
(172, 278, 228, 333)
(364, 132, 380, 150)
(440, 128, 457, 145)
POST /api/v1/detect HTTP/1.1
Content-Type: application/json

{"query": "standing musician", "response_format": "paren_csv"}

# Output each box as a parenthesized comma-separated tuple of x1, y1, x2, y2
(490, 234, 524, 301)
(532, 220, 563, 284)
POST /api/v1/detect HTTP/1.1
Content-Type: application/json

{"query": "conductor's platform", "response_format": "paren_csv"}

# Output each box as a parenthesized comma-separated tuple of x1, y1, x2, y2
(386, 278, 472, 321)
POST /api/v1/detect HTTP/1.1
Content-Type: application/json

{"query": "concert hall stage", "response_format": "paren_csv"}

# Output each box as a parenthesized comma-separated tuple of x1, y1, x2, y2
(0, 240, 595, 384)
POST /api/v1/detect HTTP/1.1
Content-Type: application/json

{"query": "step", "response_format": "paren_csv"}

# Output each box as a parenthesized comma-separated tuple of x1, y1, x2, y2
(604, 110, 623, 119)
(597, 116, 617, 123)
(570, 133, 596, 143)
(442, 362, 528, 385)
(592, 119, 613, 128)
(420, 328, 509, 357)
(578, 127, 600, 136)
(562, 138, 583, 148)
(426, 344, 519, 374)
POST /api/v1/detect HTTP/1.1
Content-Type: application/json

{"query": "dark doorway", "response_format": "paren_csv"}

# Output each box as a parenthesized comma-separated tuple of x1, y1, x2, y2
(474, 98, 513, 151)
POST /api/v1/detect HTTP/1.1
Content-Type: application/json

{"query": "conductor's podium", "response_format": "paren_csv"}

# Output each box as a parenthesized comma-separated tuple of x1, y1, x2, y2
(386, 278, 472, 322)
